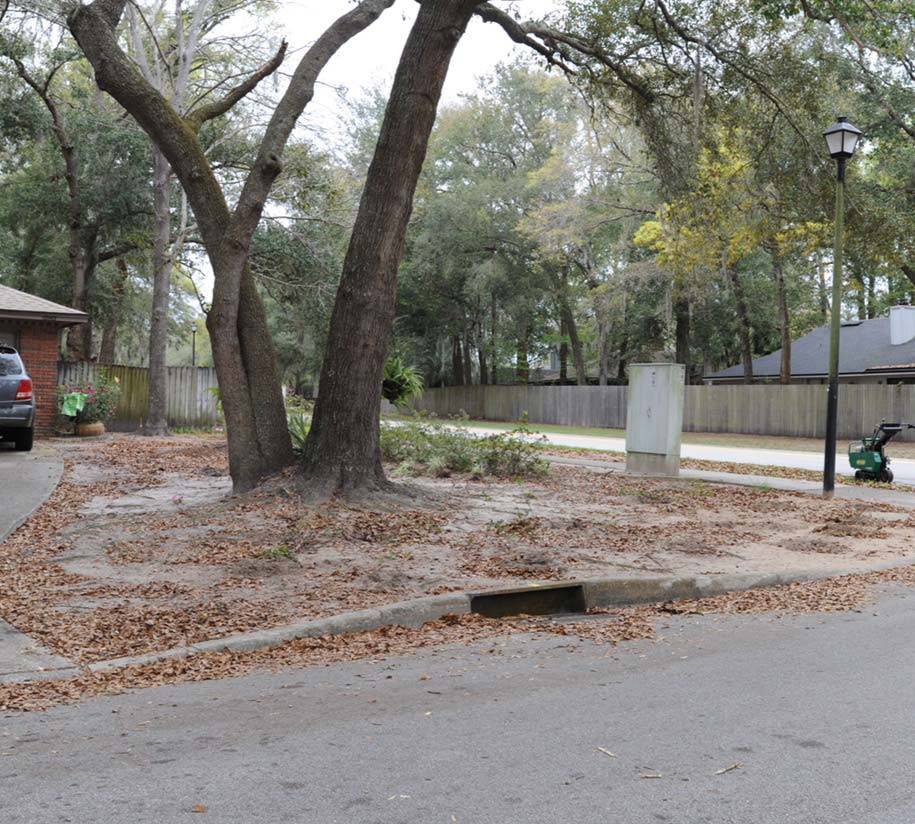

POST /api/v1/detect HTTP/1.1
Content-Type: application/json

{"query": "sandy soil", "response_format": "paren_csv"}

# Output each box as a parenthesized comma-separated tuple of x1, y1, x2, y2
(3, 434, 915, 668)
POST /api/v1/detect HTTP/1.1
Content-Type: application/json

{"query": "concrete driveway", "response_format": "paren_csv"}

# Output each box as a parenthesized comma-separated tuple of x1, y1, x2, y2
(0, 441, 63, 543)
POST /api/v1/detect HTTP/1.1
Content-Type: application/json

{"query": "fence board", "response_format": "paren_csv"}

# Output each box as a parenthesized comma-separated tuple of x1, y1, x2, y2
(413, 384, 915, 442)
(57, 362, 221, 431)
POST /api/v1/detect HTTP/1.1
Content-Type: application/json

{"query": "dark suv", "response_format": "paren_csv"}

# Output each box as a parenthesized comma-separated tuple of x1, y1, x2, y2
(0, 346, 35, 451)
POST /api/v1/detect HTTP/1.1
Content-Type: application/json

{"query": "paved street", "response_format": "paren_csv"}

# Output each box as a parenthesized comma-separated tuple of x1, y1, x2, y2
(5, 587, 915, 822)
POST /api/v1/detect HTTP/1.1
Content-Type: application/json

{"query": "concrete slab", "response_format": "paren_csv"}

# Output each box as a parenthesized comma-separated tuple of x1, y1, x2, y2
(0, 618, 76, 683)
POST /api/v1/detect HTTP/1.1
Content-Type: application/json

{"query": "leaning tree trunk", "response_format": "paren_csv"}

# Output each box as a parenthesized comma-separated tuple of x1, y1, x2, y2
(302, 0, 479, 495)
(144, 147, 172, 436)
(560, 299, 587, 386)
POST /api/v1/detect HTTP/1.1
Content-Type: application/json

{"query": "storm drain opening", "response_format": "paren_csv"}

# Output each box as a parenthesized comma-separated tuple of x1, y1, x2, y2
(470, 583, 587, 619)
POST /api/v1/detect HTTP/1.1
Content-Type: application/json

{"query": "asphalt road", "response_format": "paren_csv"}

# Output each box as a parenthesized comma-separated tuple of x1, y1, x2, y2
(5, 587, 915, 822)
(0, 443, 62, 543)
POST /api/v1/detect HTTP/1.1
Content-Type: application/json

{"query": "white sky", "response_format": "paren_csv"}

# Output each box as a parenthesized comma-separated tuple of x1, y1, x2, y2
(290, 0, 562, 138)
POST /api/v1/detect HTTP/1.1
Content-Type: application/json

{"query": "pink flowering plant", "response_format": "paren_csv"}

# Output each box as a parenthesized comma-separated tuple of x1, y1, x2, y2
(58, 371, 122, 423)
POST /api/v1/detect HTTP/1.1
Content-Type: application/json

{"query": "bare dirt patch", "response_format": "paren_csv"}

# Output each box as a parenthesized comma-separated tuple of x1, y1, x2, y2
(4, 434, 915, 675)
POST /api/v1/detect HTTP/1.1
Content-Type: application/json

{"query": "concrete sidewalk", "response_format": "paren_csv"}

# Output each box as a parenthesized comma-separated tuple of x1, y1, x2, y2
(546, 453, 915, 508)
(459, 422, 915, 487)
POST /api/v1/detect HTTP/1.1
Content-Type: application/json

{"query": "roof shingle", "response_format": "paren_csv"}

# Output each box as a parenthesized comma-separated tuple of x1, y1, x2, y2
(706, 316, 915, 379)
(0, 284, 88, 323)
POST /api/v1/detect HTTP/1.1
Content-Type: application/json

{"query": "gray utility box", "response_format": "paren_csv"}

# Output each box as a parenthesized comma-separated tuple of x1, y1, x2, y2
(625, 363, 685, 477)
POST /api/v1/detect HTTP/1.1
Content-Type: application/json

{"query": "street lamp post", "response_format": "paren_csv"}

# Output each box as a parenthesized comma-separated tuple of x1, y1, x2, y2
(190, 323, 197, 367)
(822, 116, 863, 497)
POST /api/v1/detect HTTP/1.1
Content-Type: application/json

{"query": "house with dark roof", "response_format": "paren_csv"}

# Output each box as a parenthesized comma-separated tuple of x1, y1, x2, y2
(705, 305, 915, 386)
(0, 284, 88, 431)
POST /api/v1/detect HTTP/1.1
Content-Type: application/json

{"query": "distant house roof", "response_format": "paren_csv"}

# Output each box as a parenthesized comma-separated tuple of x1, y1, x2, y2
(0, 284, 88, 324)
(705, 315, 915, 381)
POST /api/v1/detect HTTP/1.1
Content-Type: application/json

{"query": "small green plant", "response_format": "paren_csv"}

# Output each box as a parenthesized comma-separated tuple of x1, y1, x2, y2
(259, 545, 295, 560)
(379, 415, 548, 479)
(382, 355, 424, 407)
(206, 386, 223, 416)
(287, 412, 310, 456)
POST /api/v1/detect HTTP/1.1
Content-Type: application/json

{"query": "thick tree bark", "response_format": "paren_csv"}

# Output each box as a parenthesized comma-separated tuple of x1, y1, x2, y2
(302, 0, 479, 495)
(144, 147, 172, 436)
(99, 257, 129, 364)
(724, 258, 754, 384)
(771, 246, 791, 385)
(70, 0, 390, 491)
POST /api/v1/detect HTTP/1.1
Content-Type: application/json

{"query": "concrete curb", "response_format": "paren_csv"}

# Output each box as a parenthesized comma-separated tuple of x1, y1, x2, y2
(3, 567, 852, 682)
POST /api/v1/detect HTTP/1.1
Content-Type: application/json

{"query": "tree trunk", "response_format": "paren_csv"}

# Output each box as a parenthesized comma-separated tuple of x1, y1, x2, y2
(451, 335, 464, 386)
(489, 296, 498, 385)
(462, 324, 473, 385)
(818, 253, 830, 323)
(771, 246, 791, 385)
(98, 257, 129, 364)
(560, 299, 587, 386)
(674, 294, 690, 380)
(69, 0, 388, 492)
(597, 319, 609, 386)
(302, 0, 478, 495)
(477, 320, 488, 385)
(558, 316, 569, 383)
(725, 257, 754, 384)
(517, 332, 530, 384)
(144, 147, 172, 436)
(866, 271, 877, 319)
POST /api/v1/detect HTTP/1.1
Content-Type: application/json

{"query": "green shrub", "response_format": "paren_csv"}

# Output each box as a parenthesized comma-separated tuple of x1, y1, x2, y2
(58, 370, 122, 423)
(382, 355, 424, 407)
(379, 416, 548, 479)
(287, 412, 310, 456)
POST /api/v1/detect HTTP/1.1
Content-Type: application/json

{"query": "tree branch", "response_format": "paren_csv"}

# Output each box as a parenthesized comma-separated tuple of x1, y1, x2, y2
(185, 40, 288, 130)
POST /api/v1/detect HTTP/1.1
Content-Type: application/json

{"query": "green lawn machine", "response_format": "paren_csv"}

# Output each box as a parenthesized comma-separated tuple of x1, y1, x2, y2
(848, 420, 915, 483)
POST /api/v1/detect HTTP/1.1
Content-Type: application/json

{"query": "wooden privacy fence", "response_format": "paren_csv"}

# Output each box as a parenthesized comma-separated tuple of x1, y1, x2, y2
(412, 384, 915, 442)
(57, 362, 221, 431)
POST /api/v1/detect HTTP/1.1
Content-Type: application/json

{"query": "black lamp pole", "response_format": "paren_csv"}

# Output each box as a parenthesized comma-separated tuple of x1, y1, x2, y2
(191, 325, 197, 367)
(822, 116, 862, 497)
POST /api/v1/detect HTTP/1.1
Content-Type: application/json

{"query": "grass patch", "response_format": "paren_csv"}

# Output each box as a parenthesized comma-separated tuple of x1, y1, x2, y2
(259, 545, 295, 561)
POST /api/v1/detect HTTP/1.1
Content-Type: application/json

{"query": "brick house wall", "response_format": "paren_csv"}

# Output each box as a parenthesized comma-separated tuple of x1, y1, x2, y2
(14, 322, 62, 434)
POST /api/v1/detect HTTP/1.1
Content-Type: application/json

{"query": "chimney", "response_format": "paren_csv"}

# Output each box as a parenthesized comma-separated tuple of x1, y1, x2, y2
(890, 303, 915, 345)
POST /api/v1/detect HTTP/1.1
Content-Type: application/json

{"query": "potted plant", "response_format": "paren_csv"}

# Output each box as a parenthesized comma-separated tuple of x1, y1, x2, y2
(59, 371, 121, 436)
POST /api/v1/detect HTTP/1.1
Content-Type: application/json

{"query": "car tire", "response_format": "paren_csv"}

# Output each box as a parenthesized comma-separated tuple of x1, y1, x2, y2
(14, 428, 33, 452)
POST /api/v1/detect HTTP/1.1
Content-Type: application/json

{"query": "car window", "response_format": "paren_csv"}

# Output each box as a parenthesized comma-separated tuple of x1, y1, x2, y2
(0, 352, 23, 376)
